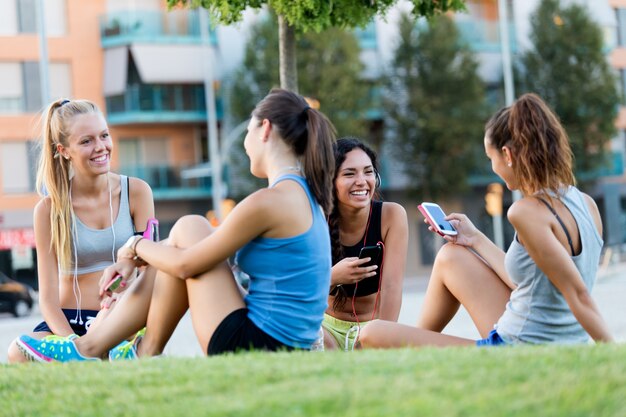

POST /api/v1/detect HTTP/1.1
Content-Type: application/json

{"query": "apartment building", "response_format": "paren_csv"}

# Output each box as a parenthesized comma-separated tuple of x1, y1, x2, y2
(0, 0, 218, 281)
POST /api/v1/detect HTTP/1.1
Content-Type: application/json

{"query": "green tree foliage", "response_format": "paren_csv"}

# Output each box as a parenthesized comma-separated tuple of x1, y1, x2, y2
(168, 0, 466, 32)
(167, 0, 467, 90)
(386, 13, 487, 201)
(521, 0, 619, 176)
(227, 14, 370, 197)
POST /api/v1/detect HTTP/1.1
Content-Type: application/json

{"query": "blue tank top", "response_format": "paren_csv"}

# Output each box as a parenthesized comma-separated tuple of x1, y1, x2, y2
(497, 186, 603, 344)
(235, 174, 332, 349)
(62, 175, 135, 275)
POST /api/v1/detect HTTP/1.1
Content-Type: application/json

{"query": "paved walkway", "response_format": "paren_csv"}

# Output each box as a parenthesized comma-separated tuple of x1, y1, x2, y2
(1, 262, 624, 362)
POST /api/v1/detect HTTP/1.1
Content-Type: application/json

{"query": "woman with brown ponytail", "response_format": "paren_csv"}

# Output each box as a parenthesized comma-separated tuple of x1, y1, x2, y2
(17, 89, 338, 362)
(359, 93, 613, 348)
(8, 99, 154, 362)
(323, 137, 408, 351)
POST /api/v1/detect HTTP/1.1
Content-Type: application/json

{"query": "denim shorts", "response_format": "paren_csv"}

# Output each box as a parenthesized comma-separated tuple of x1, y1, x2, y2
(32, 309, 99, 336)
(476, 329, 506, 347)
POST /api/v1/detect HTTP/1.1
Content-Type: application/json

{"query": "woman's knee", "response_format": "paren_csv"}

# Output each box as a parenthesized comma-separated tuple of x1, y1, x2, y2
(433, 243, 479, 273)
(168, 215, 213, 247)
(358, 320, 386, 348)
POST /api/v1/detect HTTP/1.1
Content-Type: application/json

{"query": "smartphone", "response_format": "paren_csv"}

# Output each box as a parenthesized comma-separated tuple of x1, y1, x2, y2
(142, 218, 159, 242)
(104, 274, 123, 292)
(418, 202, 458, 236)
(359, 244, 383, 278)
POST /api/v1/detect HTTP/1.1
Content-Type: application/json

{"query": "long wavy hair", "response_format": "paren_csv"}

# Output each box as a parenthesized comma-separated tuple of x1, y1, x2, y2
(328, 137, 380, 310)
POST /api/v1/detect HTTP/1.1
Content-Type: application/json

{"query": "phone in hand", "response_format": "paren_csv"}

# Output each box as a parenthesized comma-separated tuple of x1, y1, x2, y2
(359, 244, 383, 279)
(104, 274, 123, 292)
(418, 202, 458, 237)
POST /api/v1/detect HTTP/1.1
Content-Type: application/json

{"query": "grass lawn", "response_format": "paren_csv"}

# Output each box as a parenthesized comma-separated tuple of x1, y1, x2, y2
(1, 344, 625, 416)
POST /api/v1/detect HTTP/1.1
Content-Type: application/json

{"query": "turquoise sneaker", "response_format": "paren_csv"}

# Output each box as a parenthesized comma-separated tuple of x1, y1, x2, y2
(16, 334, 99, 363)
(109, 328, 145, 361)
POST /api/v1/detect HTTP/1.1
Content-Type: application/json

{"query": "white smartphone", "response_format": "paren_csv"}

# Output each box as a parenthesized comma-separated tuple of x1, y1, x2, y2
(418, 202, 458, 236)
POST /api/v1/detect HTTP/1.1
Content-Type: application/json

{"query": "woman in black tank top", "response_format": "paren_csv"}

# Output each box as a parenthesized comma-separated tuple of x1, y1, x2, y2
(323, 138, 408, 351)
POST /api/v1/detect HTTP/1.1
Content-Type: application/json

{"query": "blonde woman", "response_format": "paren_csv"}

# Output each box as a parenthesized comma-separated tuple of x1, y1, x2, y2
(7, 99, 153, 362)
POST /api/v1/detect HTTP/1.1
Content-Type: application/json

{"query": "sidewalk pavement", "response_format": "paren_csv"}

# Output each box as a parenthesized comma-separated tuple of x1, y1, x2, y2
(1, 262, 624, 362)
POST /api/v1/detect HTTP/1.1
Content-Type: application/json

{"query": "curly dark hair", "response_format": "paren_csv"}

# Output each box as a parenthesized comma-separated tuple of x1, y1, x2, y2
(328, 137, 380, 310)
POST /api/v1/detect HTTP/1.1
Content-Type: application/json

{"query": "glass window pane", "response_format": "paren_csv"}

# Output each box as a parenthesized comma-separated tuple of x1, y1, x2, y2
(0, 0, 18, 35)
(18, 0, 36, 33)
(1, 142, 31, 193)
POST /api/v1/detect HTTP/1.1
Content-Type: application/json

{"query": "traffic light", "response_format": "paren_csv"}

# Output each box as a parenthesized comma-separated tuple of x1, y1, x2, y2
(485, 183, 503, 216)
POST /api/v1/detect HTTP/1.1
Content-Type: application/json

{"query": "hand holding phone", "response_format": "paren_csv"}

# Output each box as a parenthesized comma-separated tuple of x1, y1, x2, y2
(418, 202, 458, 237)
(104, 274, 123, 292)
(359, 244, 383, 279)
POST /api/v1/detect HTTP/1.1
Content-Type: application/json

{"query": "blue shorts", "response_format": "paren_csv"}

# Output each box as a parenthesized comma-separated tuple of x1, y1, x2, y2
(476, 329, 506, 347)
(32, 309, 99, 336)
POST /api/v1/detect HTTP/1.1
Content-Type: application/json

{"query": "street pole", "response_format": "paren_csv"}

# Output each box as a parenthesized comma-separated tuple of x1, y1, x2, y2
(498, 0, 522, 203)
(36, 0, 49, 106)
(199, 9, 223, 221)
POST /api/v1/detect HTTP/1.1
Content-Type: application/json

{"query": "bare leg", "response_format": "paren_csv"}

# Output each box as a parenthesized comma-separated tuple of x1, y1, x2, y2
(7, 331, 52, 363)
(359, 244, 511, 349)
(419, 244, 510, 337)
(74, 266, 157, 358)
(322, 327, 339, 351)
(138, 215, 246, 356)
(360, 320, 475, 348)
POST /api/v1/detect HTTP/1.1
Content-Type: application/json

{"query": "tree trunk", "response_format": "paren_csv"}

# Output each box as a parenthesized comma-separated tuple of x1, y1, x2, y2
(278, 14, 298, 92)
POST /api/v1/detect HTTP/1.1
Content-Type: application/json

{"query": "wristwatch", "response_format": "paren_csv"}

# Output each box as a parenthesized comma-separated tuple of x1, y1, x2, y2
(123, 235, 143, 258)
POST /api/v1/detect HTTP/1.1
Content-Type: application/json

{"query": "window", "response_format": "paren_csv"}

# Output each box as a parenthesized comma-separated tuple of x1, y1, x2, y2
(0, 63, 24, 113)
(0, 0, 66, 36)
(0, 141, 37, 194)
(618, 9, 626, 47)
(118, 137, 170, 188)
(0, 62, 71, 114)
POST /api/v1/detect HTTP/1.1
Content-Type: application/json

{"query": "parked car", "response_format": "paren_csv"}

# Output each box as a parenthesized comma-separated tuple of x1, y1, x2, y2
(0, 271, 34, 317)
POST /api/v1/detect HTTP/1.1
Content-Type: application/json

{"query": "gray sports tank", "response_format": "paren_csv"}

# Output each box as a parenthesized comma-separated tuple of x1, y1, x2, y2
(62, 175, 135, 275)
(497, 186, 603, 344)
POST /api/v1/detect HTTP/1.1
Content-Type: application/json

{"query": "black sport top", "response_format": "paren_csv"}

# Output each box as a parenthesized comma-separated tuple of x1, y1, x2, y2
(331, 200, 384, 298)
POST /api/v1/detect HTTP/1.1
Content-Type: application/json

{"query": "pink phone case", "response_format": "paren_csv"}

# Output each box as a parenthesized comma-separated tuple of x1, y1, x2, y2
(418, 204, 456, 237)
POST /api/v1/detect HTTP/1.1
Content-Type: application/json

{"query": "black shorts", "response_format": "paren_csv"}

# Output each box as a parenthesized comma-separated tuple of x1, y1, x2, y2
(207, 308, 295, 355)
(32, 309, 99, 336)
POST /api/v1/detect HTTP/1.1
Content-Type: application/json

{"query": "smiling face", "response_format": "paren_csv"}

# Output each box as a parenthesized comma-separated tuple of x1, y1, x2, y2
(59, 112, 112, 178)
(484, 133, 517, 191)
(335, 148, 377, 209)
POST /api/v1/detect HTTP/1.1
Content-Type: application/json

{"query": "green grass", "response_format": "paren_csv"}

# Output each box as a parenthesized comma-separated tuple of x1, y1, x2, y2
(2, 344, 625, 417)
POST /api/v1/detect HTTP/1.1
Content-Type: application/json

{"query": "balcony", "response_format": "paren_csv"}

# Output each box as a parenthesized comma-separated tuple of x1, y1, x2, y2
(456, 19, 517, 53)
(100, 9, 217, 48)
(105, 84, 222, 125)
(119, 164, 214, 200)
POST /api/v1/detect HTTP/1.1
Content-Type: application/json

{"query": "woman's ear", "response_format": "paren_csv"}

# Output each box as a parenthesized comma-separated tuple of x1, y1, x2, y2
(56, 143, 69, 160)
(502, 146, 513, 167)
(260, 119, 272, 142)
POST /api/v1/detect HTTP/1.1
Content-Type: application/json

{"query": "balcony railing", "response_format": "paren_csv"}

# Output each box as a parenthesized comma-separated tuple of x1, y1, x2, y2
(100, 9, 217, 47)
(119, 164, 214, 200)
(106, 84, 222, 125)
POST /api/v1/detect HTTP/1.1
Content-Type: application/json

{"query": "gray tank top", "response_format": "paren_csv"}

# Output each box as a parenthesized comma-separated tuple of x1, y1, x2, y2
(62, 175, 135, 275)
(497, 186, 603, 344)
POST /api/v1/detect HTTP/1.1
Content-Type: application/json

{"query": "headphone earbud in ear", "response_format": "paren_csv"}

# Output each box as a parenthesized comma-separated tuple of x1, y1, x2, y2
(375, 171, 381, 189)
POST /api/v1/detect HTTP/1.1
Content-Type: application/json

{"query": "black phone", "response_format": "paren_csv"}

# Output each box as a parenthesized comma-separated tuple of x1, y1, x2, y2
(359, 244, 383, 277)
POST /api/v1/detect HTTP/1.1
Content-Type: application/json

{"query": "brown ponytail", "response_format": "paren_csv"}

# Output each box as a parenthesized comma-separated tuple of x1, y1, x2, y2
(252, 89, 336, 215)
(485, 93, 575, 196)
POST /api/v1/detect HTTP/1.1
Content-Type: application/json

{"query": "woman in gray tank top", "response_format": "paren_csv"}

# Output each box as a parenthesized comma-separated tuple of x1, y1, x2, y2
(359, 93, 613, 348)
(7, 99, 154, 363)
